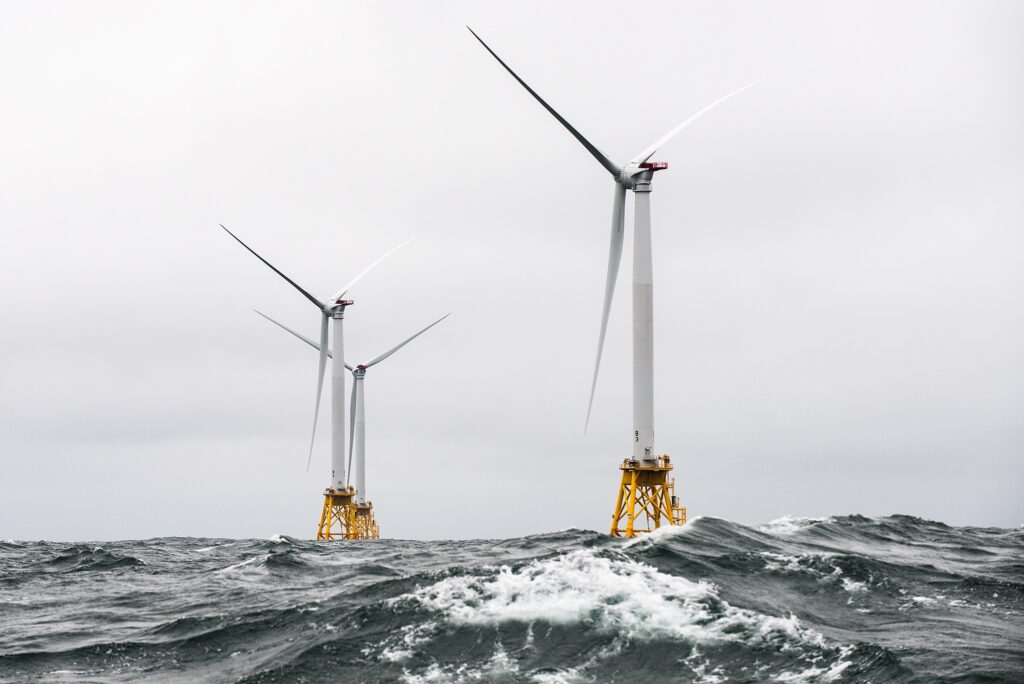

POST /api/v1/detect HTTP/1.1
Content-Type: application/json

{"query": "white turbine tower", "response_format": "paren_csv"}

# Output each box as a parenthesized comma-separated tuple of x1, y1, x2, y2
(468, 28, 760, 536)
(255, 310, 450, 537)
(345, 314, 450, 506)
(222, 226, 413, 539)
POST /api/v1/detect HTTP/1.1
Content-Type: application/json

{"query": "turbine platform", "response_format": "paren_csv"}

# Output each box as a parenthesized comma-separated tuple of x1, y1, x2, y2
(610, 455, 687, 538)
(351, 502, 380, 540)
(316, 487, 356, 540)
(316, 488, 380, 540)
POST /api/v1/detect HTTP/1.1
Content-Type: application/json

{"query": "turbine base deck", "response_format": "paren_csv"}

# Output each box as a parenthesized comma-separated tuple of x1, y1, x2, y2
(316, 487, 379, 540)
(351, 502, 380, 540)
(609, 455, 687, 538)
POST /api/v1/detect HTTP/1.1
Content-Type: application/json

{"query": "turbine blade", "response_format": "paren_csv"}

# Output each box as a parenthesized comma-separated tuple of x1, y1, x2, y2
(585, 183, 627, 432)
(363, 313, 451, 369)
(307, 313, 329, 471)
(254, 309, 334, 359)
(467, 27, 620, 178)
(331, 237, 416, 302)
(220, 225, 325, 310)
(255, 310, 352, 369)
(346, 378, 357, 487)
(629, 80, 764, 165)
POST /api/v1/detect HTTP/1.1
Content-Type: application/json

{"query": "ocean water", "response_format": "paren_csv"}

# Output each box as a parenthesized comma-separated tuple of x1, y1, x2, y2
(0, 515, 1021, 683)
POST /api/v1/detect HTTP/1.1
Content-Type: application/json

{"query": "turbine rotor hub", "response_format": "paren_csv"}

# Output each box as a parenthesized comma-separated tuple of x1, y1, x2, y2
(330, 299, 354, 317)
(618, 161, 667, 188)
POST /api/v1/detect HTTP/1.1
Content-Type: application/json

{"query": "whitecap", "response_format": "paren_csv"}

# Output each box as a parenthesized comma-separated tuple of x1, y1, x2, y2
(760, 552, 869, 594)
(622, 515, 703, 548)
(761, 552, 816, 573)
(757, 516, 830, 536)
(409, 549, 827, 649)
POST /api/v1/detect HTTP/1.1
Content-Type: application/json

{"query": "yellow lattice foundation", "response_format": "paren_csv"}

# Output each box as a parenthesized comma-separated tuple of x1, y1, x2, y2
(316, 488, 380, 540)
(610, 455, 687, 538)
(316, 487, 356, 540)
(351, 502, 380, 540)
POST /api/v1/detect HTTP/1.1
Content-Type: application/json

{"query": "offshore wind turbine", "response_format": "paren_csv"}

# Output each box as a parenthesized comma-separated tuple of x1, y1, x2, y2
(468, 28, 760, 537)
(222, 225, 412, 539)
(255, 310, 450, 539)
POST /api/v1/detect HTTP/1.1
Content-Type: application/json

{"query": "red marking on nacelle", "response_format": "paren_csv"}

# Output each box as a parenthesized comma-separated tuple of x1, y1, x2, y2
(640, 162, 668, 171)
(336, 299, 355, 306)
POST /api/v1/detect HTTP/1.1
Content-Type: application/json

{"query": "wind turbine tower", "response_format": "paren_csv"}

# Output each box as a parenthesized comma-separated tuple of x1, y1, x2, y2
(256, 311, 450, 540)
(469, 29, 759, 537)
(222, 226, 411, 540)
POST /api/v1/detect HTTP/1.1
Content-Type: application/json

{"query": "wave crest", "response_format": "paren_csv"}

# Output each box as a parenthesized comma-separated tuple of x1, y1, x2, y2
(43, 545, 145, 573)
(410, 549, 826, 650)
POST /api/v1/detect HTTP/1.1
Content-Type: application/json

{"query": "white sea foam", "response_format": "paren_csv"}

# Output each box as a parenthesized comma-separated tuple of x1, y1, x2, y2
(757, 516, 831, 536)
(529, 667, 588, 684)
(840, 576, 868, 593)
(409, 549, 826, 649)
(487, 643, 519, 676)
(684, 645, 728, 683)
(217, 556, 260, 573)
(773, 645, 854, 682)
(401, 663, 450, 683)
(760, 552, 868, 594)
(622, 515, 703, 548)
(397, 548, 856, 682)
(376, 622, 438, 663)
(523, 623, 534, 650)
(761, 552, 819, 573)
(398, 642, 527, 683)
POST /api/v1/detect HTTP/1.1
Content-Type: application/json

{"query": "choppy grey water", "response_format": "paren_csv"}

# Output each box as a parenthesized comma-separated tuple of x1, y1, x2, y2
(1, 515, 1021, 683)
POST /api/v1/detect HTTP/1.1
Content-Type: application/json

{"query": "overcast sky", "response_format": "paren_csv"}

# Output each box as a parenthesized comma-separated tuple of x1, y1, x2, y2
(1, 1, 1021, 540)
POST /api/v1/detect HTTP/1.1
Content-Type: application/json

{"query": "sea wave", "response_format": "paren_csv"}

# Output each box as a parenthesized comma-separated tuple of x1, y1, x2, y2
(0, 516, 1020, 683)
(410, 549, 823, 647)
(41, 544, 147, 573)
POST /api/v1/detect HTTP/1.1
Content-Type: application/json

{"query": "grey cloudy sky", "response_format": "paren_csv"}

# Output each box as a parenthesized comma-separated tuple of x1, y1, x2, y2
(1, 1, 1021, 540)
